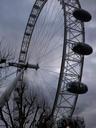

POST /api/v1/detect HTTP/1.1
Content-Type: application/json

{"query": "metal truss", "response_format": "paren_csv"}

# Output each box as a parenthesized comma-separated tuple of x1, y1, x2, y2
(52, 0, 85, 120)
(18, 0, 47, 66)
(13, 0, 47, 126)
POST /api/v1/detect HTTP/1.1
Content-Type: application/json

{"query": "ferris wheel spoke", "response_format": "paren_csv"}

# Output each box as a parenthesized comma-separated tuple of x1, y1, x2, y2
(30, 40, 63, 64)
(37, 44, 63, 64)
(39, 71, 56, 95)
(37, 39, 63, 63)
(40, 58, 61, 69)
(31, 1, 56, 53)
(29, 2, 64, 64)
(31, 25, 63, 64)
(40, 68, 59, 76)
(34, 0, 55, 43)
(0, 70, 17, 82)
(36, 16, 63, 54)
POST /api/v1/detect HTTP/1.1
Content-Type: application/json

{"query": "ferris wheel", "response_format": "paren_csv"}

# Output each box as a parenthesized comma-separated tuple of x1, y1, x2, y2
(0, 0, 92, 126)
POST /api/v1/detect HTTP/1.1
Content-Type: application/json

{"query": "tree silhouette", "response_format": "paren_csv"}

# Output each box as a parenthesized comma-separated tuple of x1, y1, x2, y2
(0, 80, 52, 128)
(0, 40, 53, 128)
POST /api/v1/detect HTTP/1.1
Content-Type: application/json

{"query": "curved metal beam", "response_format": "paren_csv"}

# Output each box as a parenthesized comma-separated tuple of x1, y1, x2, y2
(52, 0, 84, 120)
(18, 0, 47, 66)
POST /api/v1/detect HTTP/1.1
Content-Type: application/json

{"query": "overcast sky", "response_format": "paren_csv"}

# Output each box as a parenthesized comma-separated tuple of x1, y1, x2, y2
(76, 0, 96, 128)
(0, 0, 96, 127)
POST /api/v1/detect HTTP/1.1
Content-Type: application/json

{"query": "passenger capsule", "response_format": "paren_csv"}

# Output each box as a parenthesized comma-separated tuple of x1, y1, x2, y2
(73, 9, 92, 22)
(72, 43, 93, 55)
(67, 81, 88, 94)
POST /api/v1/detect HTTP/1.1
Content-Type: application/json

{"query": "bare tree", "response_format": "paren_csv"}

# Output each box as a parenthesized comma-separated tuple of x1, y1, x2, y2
(0, 40, 16, 63)
(0, 80, 52, 128)
(0, 40, 53, 128)
(0, 39, 16, 85)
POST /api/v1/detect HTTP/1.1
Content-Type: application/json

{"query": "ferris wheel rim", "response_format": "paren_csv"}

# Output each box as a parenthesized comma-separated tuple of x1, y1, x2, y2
(51, 0, 85, 119)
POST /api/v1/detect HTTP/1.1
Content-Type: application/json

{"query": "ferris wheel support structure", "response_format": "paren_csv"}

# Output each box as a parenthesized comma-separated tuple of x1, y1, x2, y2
(52, 0, 85, 119)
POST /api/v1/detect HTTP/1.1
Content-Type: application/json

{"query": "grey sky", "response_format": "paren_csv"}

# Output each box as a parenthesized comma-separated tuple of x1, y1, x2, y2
(0, 0, 96, 127)
(74, 0, 96, 128)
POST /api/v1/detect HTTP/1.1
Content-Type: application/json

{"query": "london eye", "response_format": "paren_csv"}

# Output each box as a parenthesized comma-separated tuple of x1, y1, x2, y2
(0, 0, 92, 127)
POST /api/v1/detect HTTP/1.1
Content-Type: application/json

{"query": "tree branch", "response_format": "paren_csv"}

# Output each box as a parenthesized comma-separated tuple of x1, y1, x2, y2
(0, 108, 9, 128)
(6, 101, 15, 128)
(29, 105, 40, 128)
